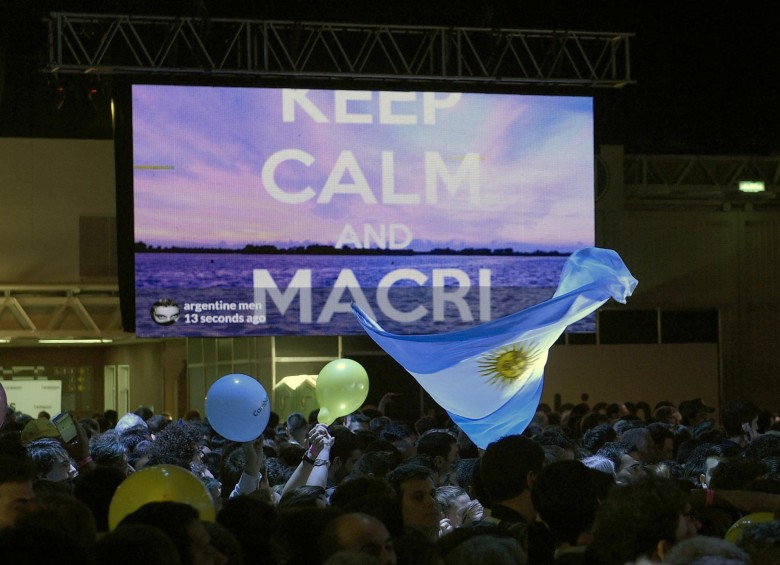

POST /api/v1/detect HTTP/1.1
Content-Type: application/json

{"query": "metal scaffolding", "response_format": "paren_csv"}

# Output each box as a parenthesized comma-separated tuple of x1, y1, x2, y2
(45, 12, 634, 87)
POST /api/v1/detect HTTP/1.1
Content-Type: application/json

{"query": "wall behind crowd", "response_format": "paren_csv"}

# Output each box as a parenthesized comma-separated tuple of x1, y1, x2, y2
(0, 139, 778, 419)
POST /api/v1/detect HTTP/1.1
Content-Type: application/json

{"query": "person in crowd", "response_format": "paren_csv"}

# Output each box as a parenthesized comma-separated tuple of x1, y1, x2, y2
(721, 398, 762, 454)
(94, 523, 182, 564)
(387, 462, 441, 542)
(73, 464, 126, 534)
(476, 434, 554, 564)
(319, 512, 397, 565)
(25, 437, 78, 484)
(595, 440, 645, 484)
(531, 460, 613, 564)
(664, 534, 749, 564)
(678, 398, 715, 428)
(286, 412, 309, 448)
(120, 501, 227, 565)
(379, 421, 417, 460)
(436, 484, 482, 533)
(89, 429, 133, 475)
(645, 421, 676, 463)
(736, 520, 780, 565)
(0, 455, 36, 530)
(584, 476, 698, 564)
(416, 430, 459, 486)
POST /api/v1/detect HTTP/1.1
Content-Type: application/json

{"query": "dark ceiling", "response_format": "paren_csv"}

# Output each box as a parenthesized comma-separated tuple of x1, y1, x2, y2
(2, 1, 779, 156)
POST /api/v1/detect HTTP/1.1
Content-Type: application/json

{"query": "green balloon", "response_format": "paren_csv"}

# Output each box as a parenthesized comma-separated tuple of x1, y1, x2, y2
(316, 359, 369, 424)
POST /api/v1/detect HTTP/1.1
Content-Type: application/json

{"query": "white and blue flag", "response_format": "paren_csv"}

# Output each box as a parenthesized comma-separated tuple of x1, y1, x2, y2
(352, 247, 638, 449)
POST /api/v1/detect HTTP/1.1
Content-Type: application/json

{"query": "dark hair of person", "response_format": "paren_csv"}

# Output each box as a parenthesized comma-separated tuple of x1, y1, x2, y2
(274, 506, 342, 565)
(415, 430, 457, 459)
(146, 421, 202, 469)
(119, 501, 201, 565)
(581, 423, 617, 454)
(480, 435, 544, 502)
(118, 424, 151, 452)
(721, 399, 760, 436)
(73, 465, 127, 532)
(328, 425, 362, 464)
(349, 450, 401, 478)
(594, 440, 635, 469)
(743, 434, 780, 462)
(585, 476, 689, 565)
(453, 457, 479, 492)
(386, 463, 433, 505)
(329, 475, 395, 509)
(94, 524, 181, 565)
(146, 414, 172, 435)
(217, 495, 277, 565)
(0, 451, 35, 485)
(531, 460, 604, 546)
(277, 485, 327, 510)
(379, 421, 414, 443)
(25, 437, 68, 476)
(736, 520, 780, 565)
(89, 430, 127, 468)
(709, 458, 768, 490)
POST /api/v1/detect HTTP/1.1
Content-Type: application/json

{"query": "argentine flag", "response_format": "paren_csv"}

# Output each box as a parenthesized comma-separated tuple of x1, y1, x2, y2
(352, 247, 638, 449)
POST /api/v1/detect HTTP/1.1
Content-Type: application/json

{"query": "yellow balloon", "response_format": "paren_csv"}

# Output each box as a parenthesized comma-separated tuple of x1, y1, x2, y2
(316, 358, 369, 425)
(724, 512, 775, 544)
(108, 465, 215, 530)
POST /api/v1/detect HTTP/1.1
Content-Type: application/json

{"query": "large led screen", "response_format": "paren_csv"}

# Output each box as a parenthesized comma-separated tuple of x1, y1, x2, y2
(132, 85, 594, 337)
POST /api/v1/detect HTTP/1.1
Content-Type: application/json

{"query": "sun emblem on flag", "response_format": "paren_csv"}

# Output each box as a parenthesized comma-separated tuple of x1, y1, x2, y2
(477, 343, 541, 387)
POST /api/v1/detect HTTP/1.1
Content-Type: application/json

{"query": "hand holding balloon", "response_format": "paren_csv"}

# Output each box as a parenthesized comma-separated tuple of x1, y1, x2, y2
(316, 359, 369, 425)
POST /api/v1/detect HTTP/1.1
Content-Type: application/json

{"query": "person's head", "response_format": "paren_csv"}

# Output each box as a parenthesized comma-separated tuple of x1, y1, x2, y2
(531, 460, 610, 547)
(435, 485, 471, 529)
(595, 440, 645, 484)
(73, 465, 127, 533)
(415, 430, 459, 484)
(89, 430, 131, 475)
(329, 425, 364, 484)
(646, 422, 676, 463)
(620, 426, 654, 463)
(0, 456, 36, 530)
(722, 399, 761, 442)
(654, 405, 683, 426)
(320, 512, 396, 565)
(581, 423, 617, 454)
(94, 524, 181, 565)
(480, 435, 544, 509)
(119, 501, 226, 565)
(151, 298, 180, 325)
(586, 476, 698, 564)
(386, 463, 439, 537)
(26, 437, 76, 483)
(346, 413, 372, 434)
(277, 484, 328, 510)
(286, 412, 308, 445)
(439, 531, 527, 565)
(379, 421, 417, 460)
(679, 398, 716, 427)
(736, 520, 780, 565)
(664, 535, 750, 564)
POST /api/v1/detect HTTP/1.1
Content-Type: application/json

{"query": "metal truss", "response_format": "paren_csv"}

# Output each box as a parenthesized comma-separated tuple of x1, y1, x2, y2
(623, 154, 780, 205)
(45, 12, 634, 87)
(0, 285, 126, 341)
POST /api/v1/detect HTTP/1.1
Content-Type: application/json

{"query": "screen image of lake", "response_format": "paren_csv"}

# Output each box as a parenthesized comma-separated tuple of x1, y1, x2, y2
(135, 253, 596, 337)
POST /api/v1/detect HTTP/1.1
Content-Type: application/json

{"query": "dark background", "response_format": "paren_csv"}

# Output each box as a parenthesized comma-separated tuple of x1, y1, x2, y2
(2, 1, 779, 156)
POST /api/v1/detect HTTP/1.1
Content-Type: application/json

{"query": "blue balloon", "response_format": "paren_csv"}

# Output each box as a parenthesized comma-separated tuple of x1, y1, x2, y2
(205, 374, 270, 442)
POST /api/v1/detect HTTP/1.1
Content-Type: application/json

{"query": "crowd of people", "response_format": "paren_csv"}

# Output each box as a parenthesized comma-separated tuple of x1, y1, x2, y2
(1, 394, 780, 564)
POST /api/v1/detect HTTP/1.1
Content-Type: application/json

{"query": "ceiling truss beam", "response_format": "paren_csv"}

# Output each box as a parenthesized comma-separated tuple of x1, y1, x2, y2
(45, 12, 634, 87)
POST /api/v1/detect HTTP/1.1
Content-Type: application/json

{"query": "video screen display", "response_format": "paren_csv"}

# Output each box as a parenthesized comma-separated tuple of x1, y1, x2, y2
(131, 85, 594, 337)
